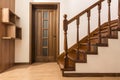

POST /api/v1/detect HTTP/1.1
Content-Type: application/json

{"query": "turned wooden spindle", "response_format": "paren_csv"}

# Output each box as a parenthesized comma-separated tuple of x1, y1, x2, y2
(76, 18, 80, 60)
(107, 0, 112, 37)
(98, 2, 102, 44)
(87, 10, 91, 52)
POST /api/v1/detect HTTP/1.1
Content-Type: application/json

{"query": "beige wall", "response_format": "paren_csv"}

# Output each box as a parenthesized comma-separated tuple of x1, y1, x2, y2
(65, 32, 120, 73)
(15, 0, 118, 63)
(15, 0, 30, 63)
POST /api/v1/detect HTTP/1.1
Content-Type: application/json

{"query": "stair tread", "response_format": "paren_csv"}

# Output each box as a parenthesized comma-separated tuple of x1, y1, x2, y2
(67, 49, 87, 62)
(90, 36, 99, 40)
(57, 60, 64, 70)
(89, 35, 109, 40)
(111, 27, 118, 31)
(96, 43, 108, 46)
(100, 20, 118, 29)
(73, 48, 86, 52)
(73, 48, 96, 54)
(101, 22, 118, 29)
(93, 24, 118, 36)
(57, 57, 75, 70)
(80, 43, 96, 46)
(63, 67, 75, 71)
(58, 62, 64, 70)
(58, 61, 75, 71)
(93, 30, 108, 35)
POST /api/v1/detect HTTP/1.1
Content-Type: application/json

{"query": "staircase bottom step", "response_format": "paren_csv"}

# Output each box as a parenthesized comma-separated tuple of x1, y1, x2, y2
(63, 72, 120, 77)
(96, 43, 108, 46)
(63, 67, 75, 71)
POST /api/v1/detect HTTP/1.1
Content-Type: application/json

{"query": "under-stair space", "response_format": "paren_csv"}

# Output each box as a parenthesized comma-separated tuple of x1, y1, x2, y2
(57, 0, 120, 77)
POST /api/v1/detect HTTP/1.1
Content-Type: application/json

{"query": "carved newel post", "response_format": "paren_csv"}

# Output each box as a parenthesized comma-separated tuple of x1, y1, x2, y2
(63, 14, 68, 68)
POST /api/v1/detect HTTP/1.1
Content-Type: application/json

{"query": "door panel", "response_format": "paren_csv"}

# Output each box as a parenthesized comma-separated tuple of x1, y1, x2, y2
(35, 9, 57, 62)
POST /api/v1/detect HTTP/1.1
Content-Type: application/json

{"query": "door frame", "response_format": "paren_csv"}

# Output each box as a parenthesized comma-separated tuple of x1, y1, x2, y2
(29, 2, 60, 63)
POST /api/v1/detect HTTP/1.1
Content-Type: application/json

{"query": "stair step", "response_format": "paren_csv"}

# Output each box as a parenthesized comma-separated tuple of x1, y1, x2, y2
(63, 67, 75, 71)
(57, 55, 65, 70)
(111, 27, 118, 31)
(80, 43, 88, 46)
(68, 49, 87, 63)
(58, 61, 64, 70)
(101, 22, 118, 30)
(88, 36, 98, 40)
(87, 51, 98, 54)
(80, 43, 96, 46)
(89, 35, 109, 40)
(96, 43, 108, 46)
(73, 48, 97, 55)
(93, 30, 108, 36)
(100, 20, 118, 29)
(73, 48, 86, 53)
(57, 55, 75, 71)
(93, 24, 118, 36)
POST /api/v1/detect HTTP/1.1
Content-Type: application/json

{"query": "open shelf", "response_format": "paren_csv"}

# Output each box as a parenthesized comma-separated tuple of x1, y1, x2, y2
(2, 37, 13, 40)
(2, 25, 22, 39)
(16, 27, 22, 39)
(2, 8, 15, 24)
(1, 8, 22, 39)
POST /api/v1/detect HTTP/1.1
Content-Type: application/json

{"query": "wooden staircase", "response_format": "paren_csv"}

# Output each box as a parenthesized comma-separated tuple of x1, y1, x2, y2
(57, 0, 120, 77)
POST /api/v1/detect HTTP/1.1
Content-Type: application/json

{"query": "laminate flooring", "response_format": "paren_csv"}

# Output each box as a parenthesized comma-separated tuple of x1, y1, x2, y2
(0, 62, 120, 80)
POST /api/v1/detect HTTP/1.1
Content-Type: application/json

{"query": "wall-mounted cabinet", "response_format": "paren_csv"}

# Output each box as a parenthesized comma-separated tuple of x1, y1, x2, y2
(1, 8, 22, 39)
(0, 0, 16, 73)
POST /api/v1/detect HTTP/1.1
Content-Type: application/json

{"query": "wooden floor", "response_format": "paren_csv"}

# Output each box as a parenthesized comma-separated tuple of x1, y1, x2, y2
(0, 62, 120, 80)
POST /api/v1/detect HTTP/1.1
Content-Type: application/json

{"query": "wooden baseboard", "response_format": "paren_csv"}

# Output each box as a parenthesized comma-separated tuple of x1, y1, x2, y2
(63, 73, 120, 77)
(14, 62, 30, 65)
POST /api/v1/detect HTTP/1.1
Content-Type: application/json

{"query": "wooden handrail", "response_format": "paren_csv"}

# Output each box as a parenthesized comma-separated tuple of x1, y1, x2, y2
(63, 0, 120, 69)
(67, 0, 105, 24)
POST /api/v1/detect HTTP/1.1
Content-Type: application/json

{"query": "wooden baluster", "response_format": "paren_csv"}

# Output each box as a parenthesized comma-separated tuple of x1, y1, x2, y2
(107, 0, 112, 37)
(63, 14, 68, 68)
(87, 10, 91, 52)
(118, 0, 120, 30)
(98, 2, 102, 44)
(76, 18, 80, 60)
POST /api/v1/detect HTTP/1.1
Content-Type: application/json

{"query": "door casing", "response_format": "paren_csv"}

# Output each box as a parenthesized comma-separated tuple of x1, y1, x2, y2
(29, 2, 60, 63)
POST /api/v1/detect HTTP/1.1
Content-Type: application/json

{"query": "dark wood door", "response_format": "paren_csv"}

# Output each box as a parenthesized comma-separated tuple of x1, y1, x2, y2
(34, 9, 57, 62)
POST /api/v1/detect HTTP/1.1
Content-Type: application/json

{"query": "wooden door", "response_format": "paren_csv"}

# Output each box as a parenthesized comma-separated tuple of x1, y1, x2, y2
(34, 9, 57, 62)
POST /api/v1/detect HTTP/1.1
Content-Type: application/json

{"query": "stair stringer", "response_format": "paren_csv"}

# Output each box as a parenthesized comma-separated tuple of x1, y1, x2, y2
(64, 31, 120, 73)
